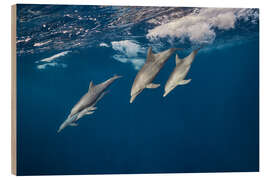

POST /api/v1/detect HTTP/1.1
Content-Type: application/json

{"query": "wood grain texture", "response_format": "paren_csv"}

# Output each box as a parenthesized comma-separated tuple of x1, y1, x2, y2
(11, 4, 17, 175)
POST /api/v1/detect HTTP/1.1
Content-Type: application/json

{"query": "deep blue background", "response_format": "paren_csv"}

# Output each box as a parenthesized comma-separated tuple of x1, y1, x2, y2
(16, 5, 259, 175)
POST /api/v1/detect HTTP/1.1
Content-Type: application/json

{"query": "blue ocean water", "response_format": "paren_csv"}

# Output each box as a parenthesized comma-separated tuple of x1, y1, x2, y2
(16, 4, 259, 175)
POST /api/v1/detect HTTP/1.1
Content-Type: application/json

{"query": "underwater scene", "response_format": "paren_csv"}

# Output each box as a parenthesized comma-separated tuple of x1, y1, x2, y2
(16, 4, 259, 175)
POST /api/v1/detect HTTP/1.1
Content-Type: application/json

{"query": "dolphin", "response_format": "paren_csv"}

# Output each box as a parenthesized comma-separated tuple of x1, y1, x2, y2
(130, 47, 182, 103)
(163, 48, 200, 97)
(57, 113, 79, 133)
(57, 104, 99, 133)
(57, 75, 122, 133)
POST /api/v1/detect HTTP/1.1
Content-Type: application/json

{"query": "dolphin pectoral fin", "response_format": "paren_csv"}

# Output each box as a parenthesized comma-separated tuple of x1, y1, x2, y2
(70, 123, 78, 126)
(86, 111, 94, 115)
(89, 106, 97, 111)
(178, 79, 191, 85)
(85, 109, 95, 115)
(146, 83, 160, 89)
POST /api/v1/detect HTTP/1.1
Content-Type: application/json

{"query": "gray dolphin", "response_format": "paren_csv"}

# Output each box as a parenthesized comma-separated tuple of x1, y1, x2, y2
(163, 48, 200, 97)
(130, 47, 182, 103)
(57, 75, 122, 133)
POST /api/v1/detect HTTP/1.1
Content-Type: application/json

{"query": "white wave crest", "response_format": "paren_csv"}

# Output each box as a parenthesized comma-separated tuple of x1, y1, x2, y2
(111, 40, 144, 57)
(37, 62, 67, 70)
(38, 51, 71, 63)
(33, 40, 52, 47)
(111, 40, 145, 70)
(146, 8, 258, 44)
(99, 43, 109, 47)
(36, 51, 71, 70)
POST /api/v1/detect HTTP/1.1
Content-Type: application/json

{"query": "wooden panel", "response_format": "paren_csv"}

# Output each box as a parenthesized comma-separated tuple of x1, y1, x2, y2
(11, 4, 17, 176)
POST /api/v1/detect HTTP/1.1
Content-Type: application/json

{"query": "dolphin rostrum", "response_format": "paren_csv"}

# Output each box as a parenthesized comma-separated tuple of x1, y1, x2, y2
(130, 47, 182, 103)
(57, 75, 122, 133)
(163, 48, 200, 97)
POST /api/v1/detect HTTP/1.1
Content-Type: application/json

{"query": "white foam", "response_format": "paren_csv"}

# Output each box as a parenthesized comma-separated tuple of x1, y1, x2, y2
(111, 40, 145, 57)
(146, 8, 258, 44)
(38, 51, 71, 63)
(131, 58, 145, 70)
(17, 37, 31, 43)
(36, 51, 71, 70)
(99, 43, 109, 47)
(111, 40, 145, 70)
(33, 40, 52, 47)
(112, 55, 144, 70)
(37, 62, 67, 70)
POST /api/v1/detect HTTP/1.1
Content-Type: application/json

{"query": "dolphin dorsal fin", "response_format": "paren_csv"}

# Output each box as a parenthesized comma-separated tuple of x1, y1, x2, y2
(147, 47, 153, 56)
(88, 81, 94, 92)
(175, 54, 182, 65)
(146, 47, 155, 62)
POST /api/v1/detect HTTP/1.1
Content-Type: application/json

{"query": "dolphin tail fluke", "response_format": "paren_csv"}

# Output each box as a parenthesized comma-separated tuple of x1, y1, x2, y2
(178, 79, 191, 85)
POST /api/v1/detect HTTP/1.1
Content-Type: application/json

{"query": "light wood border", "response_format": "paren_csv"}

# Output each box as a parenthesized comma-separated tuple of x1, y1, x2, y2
(11, 4, 17, 175)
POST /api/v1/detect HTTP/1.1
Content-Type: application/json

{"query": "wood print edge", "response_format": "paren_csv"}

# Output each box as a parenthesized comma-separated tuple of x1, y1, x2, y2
(11, 4, 17, 176)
